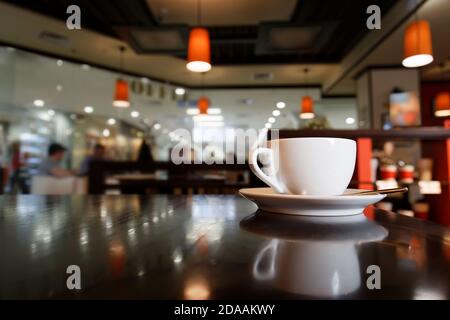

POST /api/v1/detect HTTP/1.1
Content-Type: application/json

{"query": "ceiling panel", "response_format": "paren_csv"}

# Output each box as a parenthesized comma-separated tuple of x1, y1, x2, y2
(146, 0, 298, 26)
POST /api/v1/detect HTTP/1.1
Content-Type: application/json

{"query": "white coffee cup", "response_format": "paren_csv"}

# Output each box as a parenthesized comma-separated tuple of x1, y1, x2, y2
(250, 137, 356, 195)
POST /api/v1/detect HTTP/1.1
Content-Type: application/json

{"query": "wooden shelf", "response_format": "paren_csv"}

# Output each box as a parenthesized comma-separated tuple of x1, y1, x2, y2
(275, 127, 450, 140)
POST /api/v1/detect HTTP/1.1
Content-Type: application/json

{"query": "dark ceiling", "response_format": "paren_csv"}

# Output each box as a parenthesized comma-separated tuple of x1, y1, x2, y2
(3, 0, 397, 65)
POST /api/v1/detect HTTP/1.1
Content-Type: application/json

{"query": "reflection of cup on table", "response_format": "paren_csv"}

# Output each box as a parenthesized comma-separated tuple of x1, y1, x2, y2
(399, 165, 415, 184)
(253, 239, 360, 297)
(250, 138, 356, 195)
(380, 164, 397, 181)
(241, 212, 388, 298)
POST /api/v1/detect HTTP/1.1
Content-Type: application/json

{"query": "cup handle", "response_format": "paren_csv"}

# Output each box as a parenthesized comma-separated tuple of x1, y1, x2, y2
(253, 239, 277, 280)
(250, 148, 286, 193)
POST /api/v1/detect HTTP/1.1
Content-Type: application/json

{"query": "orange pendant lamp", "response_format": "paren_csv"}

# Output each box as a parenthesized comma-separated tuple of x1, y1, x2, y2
(402, 19, 433, 68)
(300, 96, 314, 119)
(299, 68, 315, 119)
(197, 96, 209, 115)
(186, 0, 211, 73)
(113, 79, 130, 108)
(434, 92, 450, 117)
(113, 46, 130, 108)
(434, 63, 450, 117)
(187, 28, 211, 73)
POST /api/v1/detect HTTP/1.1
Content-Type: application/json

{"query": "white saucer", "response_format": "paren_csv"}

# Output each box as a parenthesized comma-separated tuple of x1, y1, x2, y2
(239, 188, 386, 216)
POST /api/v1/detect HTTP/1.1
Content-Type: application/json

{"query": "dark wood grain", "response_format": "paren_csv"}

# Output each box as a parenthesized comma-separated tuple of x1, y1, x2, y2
(0, 195, 449, 299)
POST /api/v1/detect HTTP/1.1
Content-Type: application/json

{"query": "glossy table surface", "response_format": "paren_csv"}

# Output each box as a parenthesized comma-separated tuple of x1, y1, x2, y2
(0, 195, 449, 299)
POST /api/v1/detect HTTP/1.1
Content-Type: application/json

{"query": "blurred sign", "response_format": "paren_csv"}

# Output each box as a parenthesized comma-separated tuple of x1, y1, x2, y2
(376, 180, 399, 190)
(418, 181, 441, 194)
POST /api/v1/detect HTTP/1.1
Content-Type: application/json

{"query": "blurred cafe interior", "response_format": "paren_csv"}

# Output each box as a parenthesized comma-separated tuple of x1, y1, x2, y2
(0, 0, 449, 301)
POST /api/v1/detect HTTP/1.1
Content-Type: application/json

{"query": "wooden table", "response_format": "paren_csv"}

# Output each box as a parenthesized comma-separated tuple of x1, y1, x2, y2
(0, 195, 449, 299)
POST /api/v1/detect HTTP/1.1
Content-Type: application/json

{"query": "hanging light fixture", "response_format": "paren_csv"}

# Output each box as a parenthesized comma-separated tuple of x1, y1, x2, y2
(300, 68, 314, 119)
(402, 2, 433, 68)
(113, 46, 130, 108)
(186, 0, 211, 72)
(197, 96, 210, 115)
(434, 63, 450, 117)
(197, 72, 210, 114)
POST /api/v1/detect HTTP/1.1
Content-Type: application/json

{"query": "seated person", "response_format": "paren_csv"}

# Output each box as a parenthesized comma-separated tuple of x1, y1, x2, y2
(37, 143, 73, 177)
(79, 143, 106, 175)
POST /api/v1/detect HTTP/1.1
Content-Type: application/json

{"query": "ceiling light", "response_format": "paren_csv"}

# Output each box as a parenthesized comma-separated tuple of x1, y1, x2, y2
(186, 28, 211, 72)
(208, 108, 221, 115)
(345, 117, 355, 124)
(56, 59, 64, 67)
(300, 112, 314, 119)
(48, 109, 55, 116)
(56, 84, 63, 92)
(175, 87, 186, 95)
(272, 110, 281, 117)
(33, 99, 45, 107)
(113, 79, 130, 108)
(84, 106, 94, 114)
(434, 92, 450, 117)
(192, 115, 223, 122)
(131, 111, 140, 118)
(265, 123, 272, 129)
(140, 77, 150, 83)
(402, 20, 433, 68)
(268, 117, 275, 123)
(276, 102, 286, 109)
(154, 123, 161, 130)
(81, 64, 90, 70)
(197, 96, 210, 114)
(107, 118, 116, 125)
(186, 108, 199, 115)
(196, 122, 224, 127)
(102, 129, 110, 137)
(300, 96, 314, 119)
(186, 107, 221, 115)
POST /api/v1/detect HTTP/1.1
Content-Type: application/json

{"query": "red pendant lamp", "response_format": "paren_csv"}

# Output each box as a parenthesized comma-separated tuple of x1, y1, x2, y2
(435, 92, 450, 117)
(402, 19, 433, 68)
(186, 0, 211, 73)
(197, 72, 210, 115)
(299, 68, 315, 119)
(113, 79, 130, 108)
(434, 63, 450, 117)
(300, 96, 314, 119)
(113, 46, 130, 108)
(197, 96, 209, 115)
(187, 28, 211, 73)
